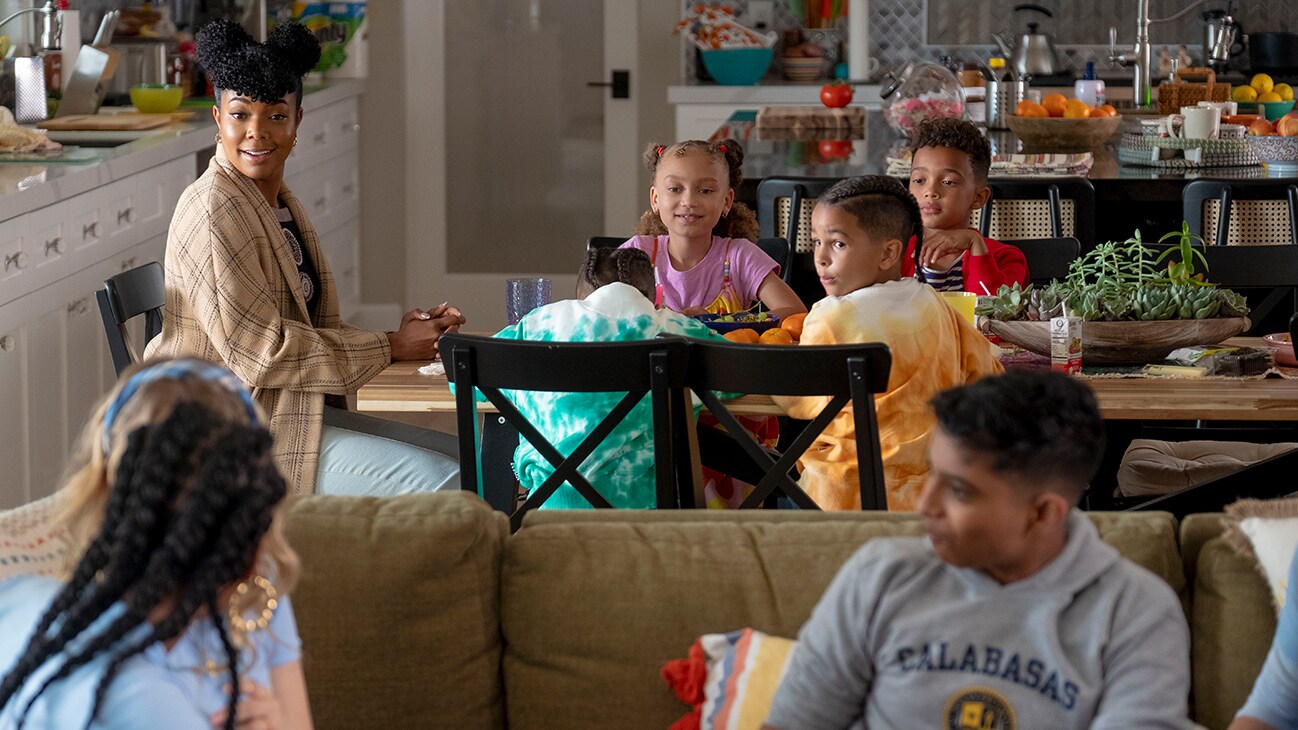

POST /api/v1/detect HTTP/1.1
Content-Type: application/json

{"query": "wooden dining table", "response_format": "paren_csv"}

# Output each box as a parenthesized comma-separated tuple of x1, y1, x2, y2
(357, 338, 1298, 422)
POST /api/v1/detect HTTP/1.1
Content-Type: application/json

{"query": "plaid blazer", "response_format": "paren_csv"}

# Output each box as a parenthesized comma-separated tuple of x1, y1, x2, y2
(145, 149, 391, 493)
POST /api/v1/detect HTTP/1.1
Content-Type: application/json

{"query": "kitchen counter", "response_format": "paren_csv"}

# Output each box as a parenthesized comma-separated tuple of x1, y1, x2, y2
(669, 81, 886, 106)
(711, 109, 1295, 244)
(0, 79, 364, 225)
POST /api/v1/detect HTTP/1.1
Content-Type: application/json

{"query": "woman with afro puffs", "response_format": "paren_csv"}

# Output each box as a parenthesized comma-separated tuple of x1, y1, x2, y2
(147, 20, 466, 496)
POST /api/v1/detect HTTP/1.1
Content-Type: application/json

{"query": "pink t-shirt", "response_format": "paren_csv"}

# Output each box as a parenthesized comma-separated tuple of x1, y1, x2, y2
(620, 235, 778, 313)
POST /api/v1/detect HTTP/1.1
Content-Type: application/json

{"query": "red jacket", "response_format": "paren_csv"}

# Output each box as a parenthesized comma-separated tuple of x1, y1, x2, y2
(901, 233, 1029, 294)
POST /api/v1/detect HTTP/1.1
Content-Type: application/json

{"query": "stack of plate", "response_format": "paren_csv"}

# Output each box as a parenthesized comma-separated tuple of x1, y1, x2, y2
(783, 56, 824, 82)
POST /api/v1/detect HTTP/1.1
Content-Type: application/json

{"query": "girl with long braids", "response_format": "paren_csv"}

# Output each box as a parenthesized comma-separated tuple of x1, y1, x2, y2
(145, 19, 464, 497)
(488, 248, 727, 509)
(0, 359, 311, 729)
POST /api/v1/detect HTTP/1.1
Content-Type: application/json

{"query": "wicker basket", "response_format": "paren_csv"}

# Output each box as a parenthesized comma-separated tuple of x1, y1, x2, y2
(1158, 66, 1231, 115)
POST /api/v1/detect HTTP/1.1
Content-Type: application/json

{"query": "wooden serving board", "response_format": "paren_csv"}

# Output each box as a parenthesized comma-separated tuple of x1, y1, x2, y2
(756, 106, 865, 130)
(37, 114, 178, 131)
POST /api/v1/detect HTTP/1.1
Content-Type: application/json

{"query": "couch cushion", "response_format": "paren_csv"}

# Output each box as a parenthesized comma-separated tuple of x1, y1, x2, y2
(1190, 532, 1275, 730)
(501, 510, 1181, 730)
(285, 492, 507, 730)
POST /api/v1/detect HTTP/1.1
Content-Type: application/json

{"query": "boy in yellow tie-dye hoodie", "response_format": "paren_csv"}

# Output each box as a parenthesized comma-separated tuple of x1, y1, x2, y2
(775, 176, 1003, 510)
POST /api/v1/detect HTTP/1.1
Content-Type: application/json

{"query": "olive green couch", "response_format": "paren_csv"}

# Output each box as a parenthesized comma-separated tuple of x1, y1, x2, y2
(282, 492, 1274, 730)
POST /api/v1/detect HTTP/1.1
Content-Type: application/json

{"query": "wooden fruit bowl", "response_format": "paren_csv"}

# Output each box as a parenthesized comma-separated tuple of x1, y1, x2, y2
(986, 317, 1250, 365)
(1005, 114, 1123, 152)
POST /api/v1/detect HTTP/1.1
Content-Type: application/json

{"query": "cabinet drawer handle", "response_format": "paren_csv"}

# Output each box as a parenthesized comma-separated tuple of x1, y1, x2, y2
(341, 121, 359, 134)
(120, 257, 137, 272)
(0, 335, 14, 352)
(3, 251, 26, 272)
(44, 237, 63, 256)
(313, 131, 326, 145)
(82, 222, 99, 240)
(314, 196, 326, 209)
(67, 298, 89, 316)
(116, 207, 134, 224)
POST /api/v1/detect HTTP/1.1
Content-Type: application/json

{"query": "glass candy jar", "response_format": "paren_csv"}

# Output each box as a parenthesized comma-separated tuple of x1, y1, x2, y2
(880, 62, 966, 137)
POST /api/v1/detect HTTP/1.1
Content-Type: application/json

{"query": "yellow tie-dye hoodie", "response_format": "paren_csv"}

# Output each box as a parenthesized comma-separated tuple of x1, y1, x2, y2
(774, 278, 1004, 511)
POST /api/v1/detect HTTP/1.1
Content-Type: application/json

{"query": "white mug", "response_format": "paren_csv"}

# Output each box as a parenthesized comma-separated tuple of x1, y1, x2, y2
(1198, 100, 1238, 116)
(1171, 107, 1221, 140)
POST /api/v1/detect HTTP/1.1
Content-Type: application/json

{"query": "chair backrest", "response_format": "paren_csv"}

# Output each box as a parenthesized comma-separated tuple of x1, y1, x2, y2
(95, 261, 165, 375)
(1147, 242, 1298, 332)
(1010, 237, 1082, 285)
(755, 177, 843, 307)
(441, 333, 689, 530)
(971, 177, 1096, 244)
(586, 236, 626, 251)
(1183, 179, 1298, 246)
(679, 339, 892, 510)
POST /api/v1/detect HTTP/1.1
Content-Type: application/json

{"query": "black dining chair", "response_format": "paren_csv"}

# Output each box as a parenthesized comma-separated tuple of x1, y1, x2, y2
(95, 261, 165, 375)
(1183, 179, 1298, 246)
(755, 177, 842, 307)
(678, 338, 893, 510)
(1011, 237, 1082, 285)
(1146, 242, 1298, 334)
(441, 333, 690, 531)
(975, 177, 1097, 245)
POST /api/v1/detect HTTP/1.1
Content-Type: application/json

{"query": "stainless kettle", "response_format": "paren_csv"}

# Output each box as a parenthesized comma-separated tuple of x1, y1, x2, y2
(992, 3, 1063, 77)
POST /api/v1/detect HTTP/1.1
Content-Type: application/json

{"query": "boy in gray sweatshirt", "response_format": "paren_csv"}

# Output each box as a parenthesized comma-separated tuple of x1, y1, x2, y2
(764, 370, 1191, 730)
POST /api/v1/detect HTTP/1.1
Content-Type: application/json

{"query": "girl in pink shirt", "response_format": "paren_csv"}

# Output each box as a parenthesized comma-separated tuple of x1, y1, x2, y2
(621, 139, 805, 320)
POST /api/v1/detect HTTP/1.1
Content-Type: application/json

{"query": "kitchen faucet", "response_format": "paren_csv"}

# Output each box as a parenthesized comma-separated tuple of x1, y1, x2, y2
(1108, 0, 1227, 109)
(0, 0, 61, 51)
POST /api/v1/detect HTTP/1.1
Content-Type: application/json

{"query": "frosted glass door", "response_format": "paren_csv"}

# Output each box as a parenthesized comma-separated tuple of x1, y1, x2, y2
(445, 0, 605, 274)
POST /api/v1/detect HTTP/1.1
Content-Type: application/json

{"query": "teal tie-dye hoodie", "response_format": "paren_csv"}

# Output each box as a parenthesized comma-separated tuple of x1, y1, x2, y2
(492, 282, 725, 509)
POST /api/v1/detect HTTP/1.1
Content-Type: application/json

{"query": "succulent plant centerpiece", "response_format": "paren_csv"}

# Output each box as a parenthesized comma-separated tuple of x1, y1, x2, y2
(976, 225, 1252, 365)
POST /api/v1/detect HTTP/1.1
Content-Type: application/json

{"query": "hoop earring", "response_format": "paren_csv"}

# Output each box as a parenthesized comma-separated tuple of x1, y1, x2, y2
(293, 138, 298, 147)
(214, 135, 220, 143)
(227, 575, 278, 633)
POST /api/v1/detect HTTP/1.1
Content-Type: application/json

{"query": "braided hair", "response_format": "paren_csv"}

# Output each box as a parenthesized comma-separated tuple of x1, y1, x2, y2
(576, 247, 655, 301)
(0, 362, 291, 730)
(635, 139, 760, 241)
(197, 19, 321, 108)
(817, 175, 926, 279)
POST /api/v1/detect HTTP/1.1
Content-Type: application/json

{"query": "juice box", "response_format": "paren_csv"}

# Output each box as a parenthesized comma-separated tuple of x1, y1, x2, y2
(1050, 315, 1082, 374)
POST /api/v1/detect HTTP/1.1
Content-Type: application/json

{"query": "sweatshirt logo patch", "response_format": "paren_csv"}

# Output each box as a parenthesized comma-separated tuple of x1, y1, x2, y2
(943, 686, 1016, 730)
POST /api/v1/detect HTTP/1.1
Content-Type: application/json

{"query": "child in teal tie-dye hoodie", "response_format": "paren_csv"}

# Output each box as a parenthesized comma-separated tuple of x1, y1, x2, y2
(492, 248, 724, 509)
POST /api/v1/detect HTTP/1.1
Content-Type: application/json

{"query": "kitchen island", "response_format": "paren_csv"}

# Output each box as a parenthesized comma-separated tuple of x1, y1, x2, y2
(0, 79, 364, 510)
(712, 109, 1294, 245)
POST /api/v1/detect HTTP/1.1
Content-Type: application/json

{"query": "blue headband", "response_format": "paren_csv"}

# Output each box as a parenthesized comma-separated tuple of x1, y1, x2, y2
(101, 360, 259, 451)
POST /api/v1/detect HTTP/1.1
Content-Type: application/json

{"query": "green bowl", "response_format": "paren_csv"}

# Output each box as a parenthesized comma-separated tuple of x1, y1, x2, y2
(699, 47, 774, 86)
(129, 84, 184, 114)
(1237, 99, 1296, 122)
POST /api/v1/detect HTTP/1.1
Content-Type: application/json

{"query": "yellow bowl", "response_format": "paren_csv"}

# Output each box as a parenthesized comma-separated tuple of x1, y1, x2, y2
(129, 84, 183, 114)
(1005, 114, 1122, 152)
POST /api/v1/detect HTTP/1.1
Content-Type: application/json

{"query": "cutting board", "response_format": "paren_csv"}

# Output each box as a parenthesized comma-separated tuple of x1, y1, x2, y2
(37, 114, 178, 132)
(756, 106, 866, 130)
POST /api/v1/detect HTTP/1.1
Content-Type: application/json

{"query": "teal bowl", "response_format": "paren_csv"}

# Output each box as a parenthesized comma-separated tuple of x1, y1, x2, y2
(700, 47, 774, 86)
(1237, 99, 1296, 122)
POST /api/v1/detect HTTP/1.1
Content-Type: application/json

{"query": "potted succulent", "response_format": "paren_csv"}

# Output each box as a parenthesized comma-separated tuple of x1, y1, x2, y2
(976, 224, 1252, 364)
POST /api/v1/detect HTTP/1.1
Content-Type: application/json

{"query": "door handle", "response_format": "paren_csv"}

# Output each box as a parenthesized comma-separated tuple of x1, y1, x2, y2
(586, 70, 630, 99)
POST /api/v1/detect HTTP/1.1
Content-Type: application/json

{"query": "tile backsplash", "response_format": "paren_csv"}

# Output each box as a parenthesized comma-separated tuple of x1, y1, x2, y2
(683, 0, 1298, 81)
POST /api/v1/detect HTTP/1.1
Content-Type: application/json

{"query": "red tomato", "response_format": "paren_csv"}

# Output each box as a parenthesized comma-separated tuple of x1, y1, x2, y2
(818, 139, 853, 160)
(820, 82, 853, 108)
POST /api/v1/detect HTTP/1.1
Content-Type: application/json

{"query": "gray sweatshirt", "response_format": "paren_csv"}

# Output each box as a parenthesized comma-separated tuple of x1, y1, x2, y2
(766, 510, 1191, 730)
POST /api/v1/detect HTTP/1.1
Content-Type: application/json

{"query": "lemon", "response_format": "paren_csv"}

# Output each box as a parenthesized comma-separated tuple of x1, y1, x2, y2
(1233, 85, 1259, 103)
(1259, 91, 1283, 102)
(1252, 73, 1275, 94)
(1276, 83, 1294, 101)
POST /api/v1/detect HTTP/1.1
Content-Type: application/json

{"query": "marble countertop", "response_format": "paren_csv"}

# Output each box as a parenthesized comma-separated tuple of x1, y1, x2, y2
(0, 79, 364, 223)
(669, 81, 886, 105)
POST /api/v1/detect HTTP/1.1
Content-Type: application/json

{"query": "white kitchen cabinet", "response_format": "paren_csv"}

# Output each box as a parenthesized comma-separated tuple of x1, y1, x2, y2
(285, 93, 362, 312)
(0, 191, 181, 508)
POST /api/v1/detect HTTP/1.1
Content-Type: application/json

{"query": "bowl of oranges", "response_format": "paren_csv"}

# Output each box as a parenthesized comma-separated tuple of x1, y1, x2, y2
(1233, 74, 1296, 121)
(1006, 93, 1122, 151)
